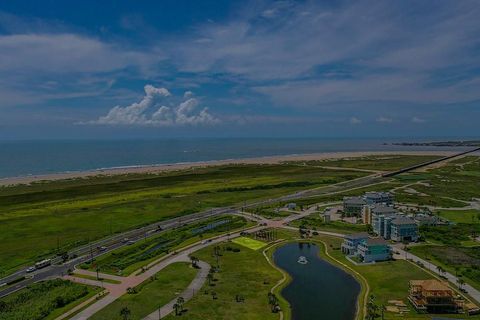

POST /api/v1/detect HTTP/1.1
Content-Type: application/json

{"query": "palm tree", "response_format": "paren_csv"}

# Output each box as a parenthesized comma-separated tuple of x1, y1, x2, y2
(120, 306, 131, 320)
(366, 295, 379, 320)
(177, 297, 185, 313)
(173, 303, 180, 316)
(267, 293, 279, 312)
(207, 272, 214, 286)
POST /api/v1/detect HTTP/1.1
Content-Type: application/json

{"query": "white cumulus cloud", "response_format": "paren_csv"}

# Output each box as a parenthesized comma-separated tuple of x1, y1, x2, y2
(376, 116, 393, 123)
(411, 116, 426, 123)
(85, 85, 219, 126)
(350, 117, 362, 124)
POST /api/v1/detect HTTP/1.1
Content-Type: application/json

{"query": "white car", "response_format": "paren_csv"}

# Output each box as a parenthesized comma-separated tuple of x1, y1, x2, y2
(26, 266, 36, 273)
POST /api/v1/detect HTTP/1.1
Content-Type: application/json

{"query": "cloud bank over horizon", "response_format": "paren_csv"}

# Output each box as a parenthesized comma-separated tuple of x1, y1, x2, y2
(86, 85, 219, 127)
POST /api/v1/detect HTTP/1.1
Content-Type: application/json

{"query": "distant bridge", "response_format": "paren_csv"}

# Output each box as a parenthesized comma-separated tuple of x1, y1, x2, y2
(382, 147, 480, 177)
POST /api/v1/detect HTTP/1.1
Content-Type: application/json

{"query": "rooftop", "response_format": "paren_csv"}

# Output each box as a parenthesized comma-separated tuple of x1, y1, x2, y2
(343, 197, 366, 205)
(371, 204, 397, 214)
(392, 216, 416, 225)
(410, 280, 452, 292)
(362, 237, 389, 246)
(345, 232, 369, 240)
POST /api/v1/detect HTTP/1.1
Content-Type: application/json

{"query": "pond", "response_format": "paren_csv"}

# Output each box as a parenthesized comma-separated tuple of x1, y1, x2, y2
(273, 242, 360, 320)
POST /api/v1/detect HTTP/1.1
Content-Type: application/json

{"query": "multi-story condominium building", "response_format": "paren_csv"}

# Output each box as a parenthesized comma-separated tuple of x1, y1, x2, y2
(356, 238, 392, 263)
(341, 232, 369, 255)
(364, 191, 394, 205)
(370, 204, 398, 237)
(342, 197, 366, 217)
(390, 216, 419, 242)
(368, 205, 419, 242)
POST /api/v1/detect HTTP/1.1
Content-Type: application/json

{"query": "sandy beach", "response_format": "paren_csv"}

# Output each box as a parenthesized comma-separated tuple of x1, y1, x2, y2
(1, 150, 475, 187)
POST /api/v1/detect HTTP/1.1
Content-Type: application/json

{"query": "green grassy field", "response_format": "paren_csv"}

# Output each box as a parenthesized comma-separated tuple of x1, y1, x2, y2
(436, 209, 480, 224)
(305, 155, 443, 171)
(293, 181, 404, 207)
(419, 223, 480, 246)
(0, 163, 368, 277)
(0, 279, 100, 320)
(163, 241, 282, 320)
(393, 156, 480, 208)
(82, 215, 250, 276)
(232, 237, 267, 250)
(89, 262, 197, 320)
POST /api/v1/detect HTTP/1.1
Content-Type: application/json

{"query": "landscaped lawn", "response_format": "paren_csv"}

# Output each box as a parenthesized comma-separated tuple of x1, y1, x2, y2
(90, 262, 197, 320)
(232, 237, 267, 250)
(163, 241, 282, 320)
(0, 163, 367, 277)
(0, 279, 100, 320)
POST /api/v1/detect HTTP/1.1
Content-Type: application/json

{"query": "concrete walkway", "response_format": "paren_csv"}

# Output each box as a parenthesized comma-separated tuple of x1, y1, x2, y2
(143, 260, 210, 320)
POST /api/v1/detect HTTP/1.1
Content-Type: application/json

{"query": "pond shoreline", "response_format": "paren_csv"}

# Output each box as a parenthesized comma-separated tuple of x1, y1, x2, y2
(264, 239, 368, 320)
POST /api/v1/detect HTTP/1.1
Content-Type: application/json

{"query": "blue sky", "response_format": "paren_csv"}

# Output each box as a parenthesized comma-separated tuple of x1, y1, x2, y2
(0, 0, 479, 139)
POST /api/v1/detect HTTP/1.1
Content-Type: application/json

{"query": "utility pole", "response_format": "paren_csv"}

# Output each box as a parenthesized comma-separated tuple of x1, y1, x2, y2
(89, 243, 93, 263)
(158, 305, 161, 319)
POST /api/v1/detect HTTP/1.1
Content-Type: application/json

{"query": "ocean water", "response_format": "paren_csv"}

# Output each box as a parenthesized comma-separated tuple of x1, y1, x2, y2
(0, 138, 472, 179)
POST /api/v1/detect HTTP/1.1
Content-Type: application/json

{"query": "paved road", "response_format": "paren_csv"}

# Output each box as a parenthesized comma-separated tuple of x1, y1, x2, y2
(0, 207, 234, 298)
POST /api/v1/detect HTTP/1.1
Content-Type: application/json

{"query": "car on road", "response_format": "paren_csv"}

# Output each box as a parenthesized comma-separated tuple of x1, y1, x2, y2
(26, 266, 36, 273)
(97, 246, 107, 251)
(122, 238, 129, 243)
(127, 240, 136, 245)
